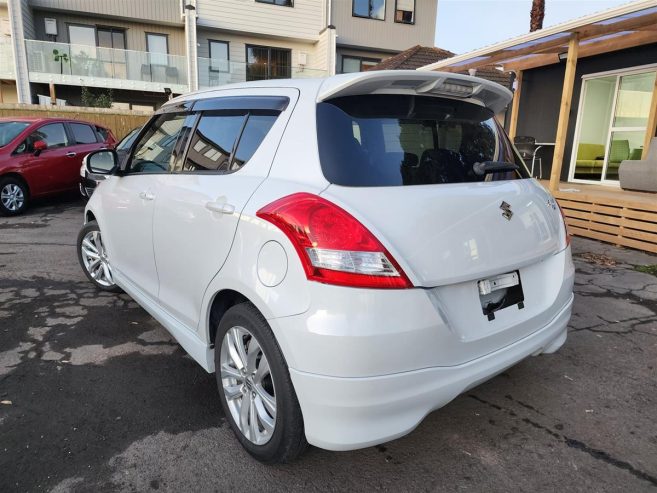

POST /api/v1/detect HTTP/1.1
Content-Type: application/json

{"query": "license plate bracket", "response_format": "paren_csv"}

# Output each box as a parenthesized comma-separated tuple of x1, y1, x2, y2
(478, 270, 524, 321)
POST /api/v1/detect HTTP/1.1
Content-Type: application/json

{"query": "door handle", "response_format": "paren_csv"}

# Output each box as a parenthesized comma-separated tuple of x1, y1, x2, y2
(205, 201, 235, 215)
(139, 191, 155, 201)
(66, 152, 77, 157)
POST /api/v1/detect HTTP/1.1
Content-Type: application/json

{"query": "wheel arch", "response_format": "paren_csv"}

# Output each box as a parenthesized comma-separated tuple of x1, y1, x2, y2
(0, 172, 31, 198)
(208, 289, 251, 348)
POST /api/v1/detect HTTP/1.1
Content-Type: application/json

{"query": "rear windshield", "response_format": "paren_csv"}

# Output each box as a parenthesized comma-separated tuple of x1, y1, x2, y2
(0, 122, 30, 148)
(317, 95, 528, 187)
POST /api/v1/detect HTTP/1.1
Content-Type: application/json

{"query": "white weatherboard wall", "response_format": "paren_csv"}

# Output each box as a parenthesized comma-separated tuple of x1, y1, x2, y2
(332, 0, 437, 52)
(28, 0, 183, 26)
(195, 0, 324, 41)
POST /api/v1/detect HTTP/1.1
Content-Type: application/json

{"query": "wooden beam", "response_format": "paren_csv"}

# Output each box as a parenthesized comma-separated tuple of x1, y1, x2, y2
(642, 73, 657, 159)
(549, 34, 579, 192)
(503, 29, 657, 72)
(508, 70, 522, 140)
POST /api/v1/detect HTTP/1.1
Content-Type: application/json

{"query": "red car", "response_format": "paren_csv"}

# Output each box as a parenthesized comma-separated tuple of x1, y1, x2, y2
(0, 117, 116, 215)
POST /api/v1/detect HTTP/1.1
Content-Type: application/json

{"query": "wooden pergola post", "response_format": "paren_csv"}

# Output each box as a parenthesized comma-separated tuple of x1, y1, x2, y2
(508, 70, 523, 140)
(642, 73, 657, 159)
(549, 34, 579, 192)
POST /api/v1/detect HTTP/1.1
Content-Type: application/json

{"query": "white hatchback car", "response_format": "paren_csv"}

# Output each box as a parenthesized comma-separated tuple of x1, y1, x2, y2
(78, 70, 574, 463)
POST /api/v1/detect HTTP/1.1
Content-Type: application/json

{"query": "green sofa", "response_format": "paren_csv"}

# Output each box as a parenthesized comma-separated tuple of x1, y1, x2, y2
(574, 143, 605, 177)
(574, 140, 631, 180)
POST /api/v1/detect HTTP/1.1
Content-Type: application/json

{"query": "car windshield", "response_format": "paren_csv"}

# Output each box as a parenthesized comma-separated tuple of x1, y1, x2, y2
(0, 122, 30, 148)
(316, 94, 528, 187)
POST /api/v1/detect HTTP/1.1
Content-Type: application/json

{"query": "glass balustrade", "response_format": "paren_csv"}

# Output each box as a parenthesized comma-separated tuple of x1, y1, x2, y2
(25, 39, 188, 89)
(197, 57, 327, 89)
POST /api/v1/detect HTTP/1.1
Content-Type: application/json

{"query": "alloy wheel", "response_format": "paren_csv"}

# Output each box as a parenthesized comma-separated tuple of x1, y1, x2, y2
(1, 184, 25, 212)
(80, 230, 115, 287)
(220, 326, 277, 445)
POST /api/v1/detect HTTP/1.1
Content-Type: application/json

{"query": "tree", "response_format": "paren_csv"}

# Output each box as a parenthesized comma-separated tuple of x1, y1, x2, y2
(81, 87, 113, 108)
(530, 0, 545, 32)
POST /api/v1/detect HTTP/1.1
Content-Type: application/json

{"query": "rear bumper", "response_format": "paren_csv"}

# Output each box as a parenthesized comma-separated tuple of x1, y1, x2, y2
(290, 295, 572, 451)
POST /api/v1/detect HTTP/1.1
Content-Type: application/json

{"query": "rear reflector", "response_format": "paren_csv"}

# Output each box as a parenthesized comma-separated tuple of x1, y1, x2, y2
(257, 193, 412, 289)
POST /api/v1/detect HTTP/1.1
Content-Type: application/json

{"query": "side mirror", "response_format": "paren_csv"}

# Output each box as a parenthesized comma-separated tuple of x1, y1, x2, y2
(85, 149, 118, 180)
(33, 140, 47, 156)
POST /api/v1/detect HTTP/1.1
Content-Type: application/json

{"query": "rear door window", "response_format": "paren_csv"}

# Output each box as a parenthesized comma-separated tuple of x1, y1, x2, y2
(182, 111, 278, 173)
(183, 112, 246, 172)
(70, 123, 99, 144)
(317, 94, 528, 187)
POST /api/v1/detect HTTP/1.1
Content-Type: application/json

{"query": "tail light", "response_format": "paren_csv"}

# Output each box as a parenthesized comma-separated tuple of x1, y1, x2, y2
(557, 202, 571, 247)
(256, 193, 412, 289)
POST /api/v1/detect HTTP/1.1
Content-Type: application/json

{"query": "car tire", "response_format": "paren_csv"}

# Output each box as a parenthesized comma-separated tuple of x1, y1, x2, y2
(77, 220, 122, 293)
(215, 302, 307, 463)
(0, 176, 29, 216)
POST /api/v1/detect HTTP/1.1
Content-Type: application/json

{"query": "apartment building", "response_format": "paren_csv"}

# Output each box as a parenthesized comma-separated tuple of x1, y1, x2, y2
(3, 0, 437, 109)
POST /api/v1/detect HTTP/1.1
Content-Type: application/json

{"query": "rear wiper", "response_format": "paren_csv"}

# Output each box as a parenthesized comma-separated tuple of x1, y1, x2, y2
(473, 161, 519, 176)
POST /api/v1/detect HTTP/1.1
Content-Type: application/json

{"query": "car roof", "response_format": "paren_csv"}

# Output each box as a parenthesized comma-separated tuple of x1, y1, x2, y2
(0, 116, 107, 127)
(165, 70, 513, 114)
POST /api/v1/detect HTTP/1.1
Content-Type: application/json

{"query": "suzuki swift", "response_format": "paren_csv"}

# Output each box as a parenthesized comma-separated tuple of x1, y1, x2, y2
(77, 70, 574, 463)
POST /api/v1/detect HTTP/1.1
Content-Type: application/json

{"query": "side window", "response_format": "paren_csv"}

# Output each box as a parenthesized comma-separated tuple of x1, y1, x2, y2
(16, 123, 70, 154)
(184, 112, 246, 172)
(129, 114, 186, 174)
(95, 126, 109, 141)
(70, 123, 99, 144)
(231, 114, 277, 170)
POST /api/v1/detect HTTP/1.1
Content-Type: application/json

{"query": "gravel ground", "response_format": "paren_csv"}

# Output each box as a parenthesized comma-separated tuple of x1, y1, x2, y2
(1, 195, 656, 492)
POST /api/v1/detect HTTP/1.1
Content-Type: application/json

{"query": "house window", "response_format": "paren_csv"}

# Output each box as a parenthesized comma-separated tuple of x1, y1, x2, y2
(97, 27, 126, 78)
(570, 69, 657, 184)
(341, 55, 381, 73)
(246, 45, 291, 81)
(353, 0, 385, 20)
(395, 0, 415, 24)
(209, 40, 229, 72)
(146, 33, 168, 66)
(256, 0, 293, 6)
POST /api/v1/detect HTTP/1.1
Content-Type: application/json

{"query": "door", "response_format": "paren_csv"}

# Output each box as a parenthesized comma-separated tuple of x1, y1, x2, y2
(15, 122, 76, 195)
(245, 45, 291, 81)
(152, 92, 293, 329)
(99, 113, 187, 300)
(97, 27, 126, 79)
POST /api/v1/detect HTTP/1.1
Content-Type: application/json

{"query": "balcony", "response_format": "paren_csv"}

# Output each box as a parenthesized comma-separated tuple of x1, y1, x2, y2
(25, 39, 188, 94)
(0, 40, 15, 80)
(198, 57, 326, 90)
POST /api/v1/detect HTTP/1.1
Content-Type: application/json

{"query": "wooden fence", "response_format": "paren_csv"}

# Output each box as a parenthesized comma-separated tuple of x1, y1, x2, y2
(0, 103, 152, 140)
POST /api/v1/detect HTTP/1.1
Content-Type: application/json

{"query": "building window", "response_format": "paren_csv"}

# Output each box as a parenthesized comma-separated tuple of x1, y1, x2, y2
(256, 0, 293, 6)
(209, 40, 229, 72)
(146, 33, 169, 66)
(246, 45, 291, 81)
(395, 0, 415, 24)
(341, 55, 381, 73)
(353, 0, 385, 20)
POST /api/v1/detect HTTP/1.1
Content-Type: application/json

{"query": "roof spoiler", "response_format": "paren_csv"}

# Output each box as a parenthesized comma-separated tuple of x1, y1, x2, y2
(317, 70, 512, 114)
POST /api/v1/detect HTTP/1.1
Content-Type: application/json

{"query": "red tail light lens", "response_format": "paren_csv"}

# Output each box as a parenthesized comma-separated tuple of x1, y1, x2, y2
(257, 193, 413, 289)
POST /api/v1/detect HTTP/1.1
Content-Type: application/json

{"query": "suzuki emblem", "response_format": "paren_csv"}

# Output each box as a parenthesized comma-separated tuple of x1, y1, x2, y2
(500, 201, 513, 221)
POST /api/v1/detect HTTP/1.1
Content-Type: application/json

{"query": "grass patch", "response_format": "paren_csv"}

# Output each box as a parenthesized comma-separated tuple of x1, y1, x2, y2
(634, 264, 657, 276)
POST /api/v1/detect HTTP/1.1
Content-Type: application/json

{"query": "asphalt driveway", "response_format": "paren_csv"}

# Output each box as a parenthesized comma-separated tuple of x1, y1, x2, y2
(1, 195, 656, 492)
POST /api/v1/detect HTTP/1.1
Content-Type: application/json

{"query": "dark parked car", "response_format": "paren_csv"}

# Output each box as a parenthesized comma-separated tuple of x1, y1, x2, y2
(80, 126, 141, 198)
(0, 117, 116, 215)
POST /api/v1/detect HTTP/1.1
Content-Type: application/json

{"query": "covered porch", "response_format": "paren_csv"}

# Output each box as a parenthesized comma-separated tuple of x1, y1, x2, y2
(418, 0, 657, 253)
